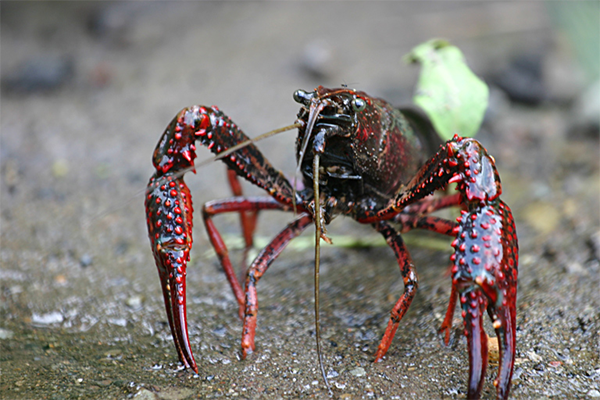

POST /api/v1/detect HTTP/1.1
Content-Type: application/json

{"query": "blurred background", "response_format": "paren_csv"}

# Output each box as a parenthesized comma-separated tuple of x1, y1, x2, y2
(1, 2, 598, 399)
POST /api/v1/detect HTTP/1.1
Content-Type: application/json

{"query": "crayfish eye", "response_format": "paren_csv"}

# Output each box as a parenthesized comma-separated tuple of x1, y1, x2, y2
(293, 89, 310, 105)
(351, 97, 366, 112)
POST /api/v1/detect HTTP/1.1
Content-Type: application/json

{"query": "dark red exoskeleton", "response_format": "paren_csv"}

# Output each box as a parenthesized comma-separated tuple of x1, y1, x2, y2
(145, 86, 518, 399)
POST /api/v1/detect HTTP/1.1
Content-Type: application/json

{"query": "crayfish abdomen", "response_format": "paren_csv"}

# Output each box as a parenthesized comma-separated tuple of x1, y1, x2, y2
(146, 86, 518, 399)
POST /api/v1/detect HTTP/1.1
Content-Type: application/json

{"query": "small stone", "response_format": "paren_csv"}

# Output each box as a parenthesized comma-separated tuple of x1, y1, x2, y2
(104, 349, 122, 358)
(588, 389, 600, 398)
(349, 367, 366, 377)
(158, 387, 195, 399)
(549, 361, 562, 368)
(566, 261, 588, 276)
(0, 328, 14, 339)
(80, 254, 93, 268)
(212, 326, 227, 337)
(125, 295, 143, 309)
(107, 318, 127, 327)
(526, 350, 542, 363)
(327, 369, 339, 379)
(133, 388, 158, 400)
(32, 311, 64, 325)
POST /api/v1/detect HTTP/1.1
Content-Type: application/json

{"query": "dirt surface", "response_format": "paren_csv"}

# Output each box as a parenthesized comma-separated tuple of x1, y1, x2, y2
(1, 2, 599, 400)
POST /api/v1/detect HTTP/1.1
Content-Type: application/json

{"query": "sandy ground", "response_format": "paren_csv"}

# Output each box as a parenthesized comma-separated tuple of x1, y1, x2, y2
(1, 2, 599, 399)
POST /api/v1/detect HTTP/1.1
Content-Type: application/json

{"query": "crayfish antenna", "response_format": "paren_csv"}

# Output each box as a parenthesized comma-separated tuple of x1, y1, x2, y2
(312, 153, 332, 395)
(210, 123, 301, 165)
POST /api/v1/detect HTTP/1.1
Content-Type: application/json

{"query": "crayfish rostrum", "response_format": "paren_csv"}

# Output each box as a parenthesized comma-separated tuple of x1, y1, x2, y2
(145, 86, 518, 399)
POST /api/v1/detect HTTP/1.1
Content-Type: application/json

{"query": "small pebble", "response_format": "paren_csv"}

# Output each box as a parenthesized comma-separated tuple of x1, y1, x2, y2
(133, 388, 158, 400)
(327, 369, 339, 379)
(334, 382, 347, 390)
(104, 349, 122, 358)
(588, 389, 600, 398)
(212, 326, 227, 337)
(349, 367, 366, 377)
(32, 311, 64, 325)
(549, 361, 562, 368)
(125, 295, 143, 309)
(527, 350, 542, 363)
(80, 254, 93, 268)
(0, 328, 14, 340)
(566, 261, 588, 276)
(107, 318, 127, 327)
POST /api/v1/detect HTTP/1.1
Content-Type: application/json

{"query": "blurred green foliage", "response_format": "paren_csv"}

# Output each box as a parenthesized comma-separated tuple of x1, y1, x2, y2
(405, 39, 489, 140)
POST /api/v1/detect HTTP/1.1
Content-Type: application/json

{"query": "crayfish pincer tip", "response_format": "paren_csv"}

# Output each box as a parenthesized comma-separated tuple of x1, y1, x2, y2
(190, 363, 199, 374)
(464, 289, 488, 400)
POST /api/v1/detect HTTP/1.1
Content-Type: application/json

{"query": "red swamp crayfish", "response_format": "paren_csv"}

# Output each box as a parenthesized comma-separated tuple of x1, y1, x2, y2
(145, 86, 518, 399)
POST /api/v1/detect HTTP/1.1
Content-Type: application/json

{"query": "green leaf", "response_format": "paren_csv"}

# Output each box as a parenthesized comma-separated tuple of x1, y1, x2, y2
(404, 39, 489, 139)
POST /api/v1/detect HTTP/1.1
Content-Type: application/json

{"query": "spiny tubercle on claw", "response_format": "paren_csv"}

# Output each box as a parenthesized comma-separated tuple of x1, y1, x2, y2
(450, 202, 518, 329)
(446, 135, 502, 202)
(147, 177, 192, 246)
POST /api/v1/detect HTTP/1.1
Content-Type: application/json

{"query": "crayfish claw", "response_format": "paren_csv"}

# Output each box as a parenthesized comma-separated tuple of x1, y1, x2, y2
(489, 303, 516, 400)
(462, 288, 489, 399)
(146, 173, 197, 372)
(451, 199, 518, 399)
(157, 257, 198, 373)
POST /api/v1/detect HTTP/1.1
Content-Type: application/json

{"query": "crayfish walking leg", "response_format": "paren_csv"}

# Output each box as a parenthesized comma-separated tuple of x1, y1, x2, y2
(372, 221, 418, 362)
(202, 197, 291, 309)
(240, 213, 313, 358)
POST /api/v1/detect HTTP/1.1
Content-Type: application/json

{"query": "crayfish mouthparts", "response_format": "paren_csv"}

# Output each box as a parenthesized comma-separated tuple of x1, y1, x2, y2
(146, 87, 518, 400)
